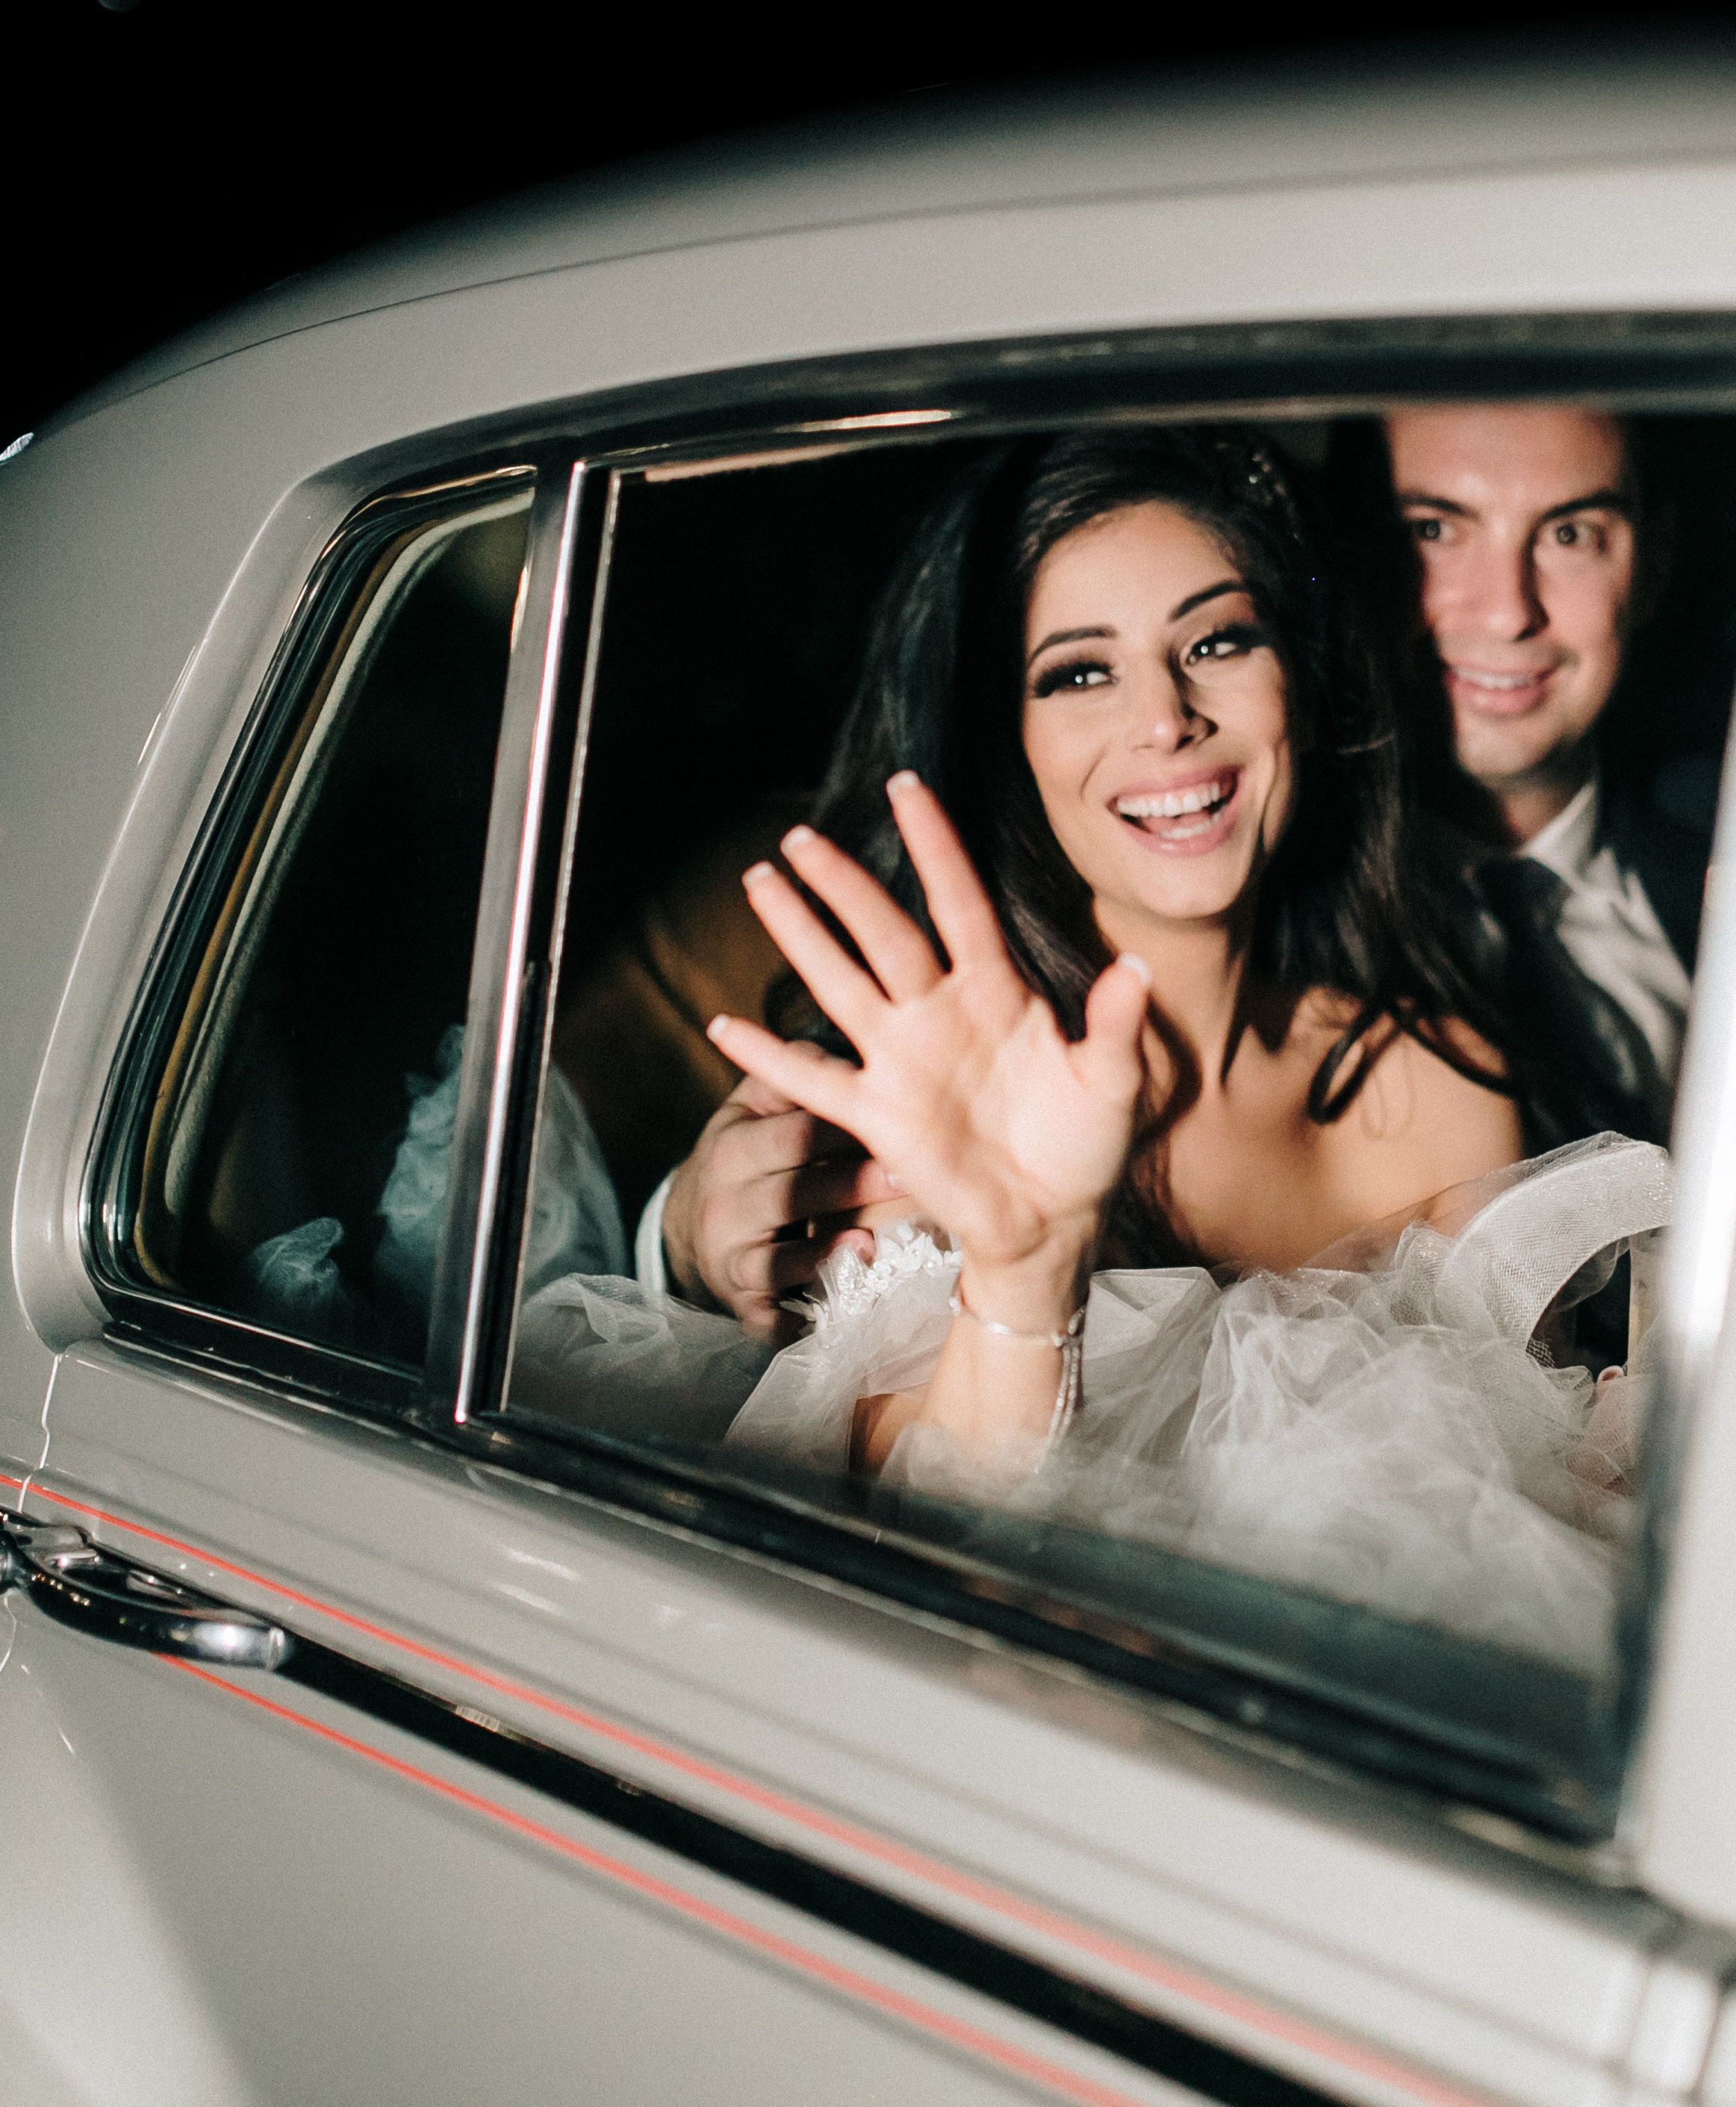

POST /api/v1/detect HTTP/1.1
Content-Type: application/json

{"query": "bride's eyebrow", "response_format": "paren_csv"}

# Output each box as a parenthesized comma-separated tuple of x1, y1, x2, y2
(1024, 579, 1245, 669)
(1026, 623, 1113, 668)
(1170, 578, 1244, 620)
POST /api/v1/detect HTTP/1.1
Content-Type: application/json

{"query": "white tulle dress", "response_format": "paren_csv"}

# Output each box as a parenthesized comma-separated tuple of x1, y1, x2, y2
(718, 1133, 1671, 1675)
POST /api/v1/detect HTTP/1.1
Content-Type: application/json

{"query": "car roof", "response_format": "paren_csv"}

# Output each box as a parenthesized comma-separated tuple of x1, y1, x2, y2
(46, 37, 1736, 435)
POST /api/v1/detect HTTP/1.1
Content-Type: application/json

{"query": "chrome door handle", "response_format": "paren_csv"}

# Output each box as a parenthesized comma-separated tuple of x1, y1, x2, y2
(0, 1513, 293, 1670)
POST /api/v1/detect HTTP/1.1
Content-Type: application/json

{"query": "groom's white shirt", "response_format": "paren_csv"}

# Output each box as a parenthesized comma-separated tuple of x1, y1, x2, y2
(635, 1171, 676, 1296)
(1521, 776, 1691, 1086)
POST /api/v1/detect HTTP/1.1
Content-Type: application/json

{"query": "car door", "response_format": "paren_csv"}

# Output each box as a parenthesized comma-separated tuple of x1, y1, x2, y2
(10, 282, 1736, 2107)
(3, 421, 1260, 2107)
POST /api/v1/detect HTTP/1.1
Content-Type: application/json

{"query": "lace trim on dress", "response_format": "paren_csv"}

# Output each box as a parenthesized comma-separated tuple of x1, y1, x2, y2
(811, 1217, 959, 1333)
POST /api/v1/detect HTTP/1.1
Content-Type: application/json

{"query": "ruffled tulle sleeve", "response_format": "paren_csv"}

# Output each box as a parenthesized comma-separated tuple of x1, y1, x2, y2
(724, 1134, 1673, 1674)
(723, 1220, 965, 1473)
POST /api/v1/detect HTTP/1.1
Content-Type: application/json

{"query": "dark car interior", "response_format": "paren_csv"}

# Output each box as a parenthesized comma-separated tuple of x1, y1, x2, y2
(130, 505, 526, 1354)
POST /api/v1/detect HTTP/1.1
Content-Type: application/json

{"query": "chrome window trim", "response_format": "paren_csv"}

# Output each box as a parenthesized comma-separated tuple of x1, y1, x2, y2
(340, 309, 1736, 501)
(424, 460, 616, 1422)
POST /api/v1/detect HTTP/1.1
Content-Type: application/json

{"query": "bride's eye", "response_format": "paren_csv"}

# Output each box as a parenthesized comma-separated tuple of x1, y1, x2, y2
(1183, 623, 1264, 668)
(1031, 657, 1114, 697)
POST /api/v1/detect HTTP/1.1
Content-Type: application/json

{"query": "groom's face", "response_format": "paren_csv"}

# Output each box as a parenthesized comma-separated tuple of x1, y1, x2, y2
(1385, 407, 1638, 803)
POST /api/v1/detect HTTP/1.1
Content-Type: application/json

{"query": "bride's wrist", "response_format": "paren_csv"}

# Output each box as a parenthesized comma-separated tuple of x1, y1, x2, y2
(955, 1223, 1095, 1336)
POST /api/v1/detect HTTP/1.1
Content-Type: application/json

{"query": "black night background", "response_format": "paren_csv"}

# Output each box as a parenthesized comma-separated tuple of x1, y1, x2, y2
(5, 0, 1720, 451)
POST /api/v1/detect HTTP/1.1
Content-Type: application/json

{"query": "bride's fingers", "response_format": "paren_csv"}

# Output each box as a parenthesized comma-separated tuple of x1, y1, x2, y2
(886, 773, 1011, 974)
(779, 825, 942, 1002)
(706, 1012, 862, 1131)
(1073, 953, 1151, 1105)
(739, 862, 887, 1043)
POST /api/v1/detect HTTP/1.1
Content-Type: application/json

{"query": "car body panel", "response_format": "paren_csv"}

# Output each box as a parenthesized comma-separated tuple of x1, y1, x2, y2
(40, 50, 1736, 432)
(4, 1589, 1148, 2107)
(1623, 724, 1736, 1928)
(13, 1338, 1707, 2106)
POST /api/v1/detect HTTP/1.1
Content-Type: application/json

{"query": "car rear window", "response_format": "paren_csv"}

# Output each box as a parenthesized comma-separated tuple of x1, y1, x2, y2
(94, 478, 532, 1374)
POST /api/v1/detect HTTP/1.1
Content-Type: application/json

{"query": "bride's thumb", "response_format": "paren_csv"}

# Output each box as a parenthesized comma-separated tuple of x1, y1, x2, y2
(1076, 954, 1151, 1101)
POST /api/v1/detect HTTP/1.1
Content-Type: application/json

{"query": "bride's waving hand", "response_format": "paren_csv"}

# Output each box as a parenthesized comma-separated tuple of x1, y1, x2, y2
(706, 772, 1152, 1319)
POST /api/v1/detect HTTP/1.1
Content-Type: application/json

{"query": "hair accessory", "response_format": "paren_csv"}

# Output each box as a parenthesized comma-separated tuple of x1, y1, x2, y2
(1225, 438, 1307, 547)
(948, 1283, 1086, 1456)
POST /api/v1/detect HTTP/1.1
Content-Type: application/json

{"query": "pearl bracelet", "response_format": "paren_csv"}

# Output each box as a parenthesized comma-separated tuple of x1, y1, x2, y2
(947, 1284, 1086, 1455)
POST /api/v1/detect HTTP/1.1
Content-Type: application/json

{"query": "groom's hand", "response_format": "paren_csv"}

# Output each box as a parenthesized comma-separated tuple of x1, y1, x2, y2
(660, 1059, 892, 1344)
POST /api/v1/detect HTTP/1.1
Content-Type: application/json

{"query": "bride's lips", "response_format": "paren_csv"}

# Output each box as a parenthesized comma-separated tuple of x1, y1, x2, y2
(1444, 662, 1560, 716)
(1111, 768, 1242, 856)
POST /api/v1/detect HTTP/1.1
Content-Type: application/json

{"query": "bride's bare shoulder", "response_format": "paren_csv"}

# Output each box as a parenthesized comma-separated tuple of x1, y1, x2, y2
(1308, 1002, 1523, 1197)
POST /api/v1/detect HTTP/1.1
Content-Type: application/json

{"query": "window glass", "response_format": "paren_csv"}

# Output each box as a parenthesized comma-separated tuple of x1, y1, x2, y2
(497, 411, 1736, 1833)
(104, 484, 533, 1367)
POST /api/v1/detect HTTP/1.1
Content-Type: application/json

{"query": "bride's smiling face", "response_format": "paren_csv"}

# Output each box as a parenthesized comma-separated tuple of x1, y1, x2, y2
(1021, 499, 1297, 942)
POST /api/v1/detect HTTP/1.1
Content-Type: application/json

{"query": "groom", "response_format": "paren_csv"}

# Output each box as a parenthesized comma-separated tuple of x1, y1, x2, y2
(1381, 405, 1717, 1143)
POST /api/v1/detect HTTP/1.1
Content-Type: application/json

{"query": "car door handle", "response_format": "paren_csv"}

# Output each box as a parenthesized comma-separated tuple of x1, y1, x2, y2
(0, 1511, 293, 1670)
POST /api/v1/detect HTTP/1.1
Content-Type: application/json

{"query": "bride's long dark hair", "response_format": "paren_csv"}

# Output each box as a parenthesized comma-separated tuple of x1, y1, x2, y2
(782, 427, 1527, 1252)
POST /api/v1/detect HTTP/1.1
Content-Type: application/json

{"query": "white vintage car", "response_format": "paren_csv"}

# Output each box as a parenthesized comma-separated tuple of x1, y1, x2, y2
(7, 49, 1736, 2107)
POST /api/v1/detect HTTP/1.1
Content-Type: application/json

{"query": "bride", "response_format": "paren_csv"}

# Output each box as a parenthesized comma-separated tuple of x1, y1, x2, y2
(518, 428, 1669, 1673)
(705, 426, 1552, 1474)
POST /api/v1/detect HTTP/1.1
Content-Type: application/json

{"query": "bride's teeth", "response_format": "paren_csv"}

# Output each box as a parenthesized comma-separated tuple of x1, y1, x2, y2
(1116, 779, 1232, 821)
(1455, 668, 1538, 691)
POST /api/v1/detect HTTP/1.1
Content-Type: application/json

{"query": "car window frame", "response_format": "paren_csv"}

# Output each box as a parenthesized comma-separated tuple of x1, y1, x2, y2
(426, 459, 616, 1425)
(78, 311, 1736, 1881)
(82, 456, 559, 1416)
